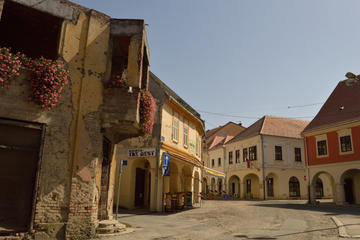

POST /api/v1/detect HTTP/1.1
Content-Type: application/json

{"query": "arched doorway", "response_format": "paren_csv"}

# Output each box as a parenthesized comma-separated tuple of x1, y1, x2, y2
(217, 178, 223, 194)
(134, 159, 151, 208)
(228, 175, 240, 198)
(169, 161, 179, 193)
(211, 178, 216, 191)
(289, 176, 300, 198)
(311, 171, 335, 203)
(202, 177, 208, 195)
(340, 169, 360, 204)
(266, 173, 278, 198)
(181, 166, 192, 193)
(243, 173, 260, 199)
(315, 178, 324, 198)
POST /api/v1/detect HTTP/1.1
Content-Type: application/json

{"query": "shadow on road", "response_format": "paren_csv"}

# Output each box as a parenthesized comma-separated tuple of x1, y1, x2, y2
(254, 202, 360, 216)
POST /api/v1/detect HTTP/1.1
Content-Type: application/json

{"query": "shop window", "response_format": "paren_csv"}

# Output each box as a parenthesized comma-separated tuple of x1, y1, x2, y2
(275, 146, 282, 160)
(317, 140, 327, 156)
(235, 150, 240, 163)
(294, 147, 301, 162)
(242, 148, 248, 162)
(249, 146, 257, 161)
(228, 151, 233, 164)
(340, 135, 352, 153)
(0, 0, 62, 59)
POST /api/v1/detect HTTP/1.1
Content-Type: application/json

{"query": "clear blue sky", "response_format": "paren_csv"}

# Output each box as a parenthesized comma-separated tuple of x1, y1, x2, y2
(72, 0, 360, 129)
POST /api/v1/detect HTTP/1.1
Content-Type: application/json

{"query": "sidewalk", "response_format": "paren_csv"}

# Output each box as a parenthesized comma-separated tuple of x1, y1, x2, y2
(332, 215, 360, 238)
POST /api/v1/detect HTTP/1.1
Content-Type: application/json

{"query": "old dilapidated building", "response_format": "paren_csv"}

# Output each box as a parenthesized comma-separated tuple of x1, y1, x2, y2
(0, 0, 151, 239)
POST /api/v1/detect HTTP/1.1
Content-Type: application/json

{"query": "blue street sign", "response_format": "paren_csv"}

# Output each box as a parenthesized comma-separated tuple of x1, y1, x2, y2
(162, 165, 170, 176)
(163, 154, 170, 166)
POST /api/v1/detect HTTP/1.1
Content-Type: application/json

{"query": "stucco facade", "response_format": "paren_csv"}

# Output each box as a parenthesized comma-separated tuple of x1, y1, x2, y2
(0, 1, 150, 239)
(113, 72, 205, 212)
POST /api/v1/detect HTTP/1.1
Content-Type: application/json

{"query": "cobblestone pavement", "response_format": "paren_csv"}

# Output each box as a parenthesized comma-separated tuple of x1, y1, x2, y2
(102, 200, 360, 240)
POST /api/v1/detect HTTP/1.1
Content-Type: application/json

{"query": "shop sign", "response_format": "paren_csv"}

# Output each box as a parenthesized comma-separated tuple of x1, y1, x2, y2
(128, 148, 155, 158)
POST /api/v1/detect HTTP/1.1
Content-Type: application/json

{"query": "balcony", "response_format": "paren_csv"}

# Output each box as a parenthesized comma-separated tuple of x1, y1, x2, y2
(101, 19, 151, 143)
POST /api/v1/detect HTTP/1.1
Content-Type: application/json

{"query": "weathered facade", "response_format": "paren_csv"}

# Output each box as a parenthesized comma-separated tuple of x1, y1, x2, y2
(0, 0, 150, 239)
(113, 72, 205, 212)
(303, 80, 360, 205)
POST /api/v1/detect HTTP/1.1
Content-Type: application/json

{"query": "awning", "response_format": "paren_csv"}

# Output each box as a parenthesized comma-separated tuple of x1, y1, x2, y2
(204, 167, 225, 178)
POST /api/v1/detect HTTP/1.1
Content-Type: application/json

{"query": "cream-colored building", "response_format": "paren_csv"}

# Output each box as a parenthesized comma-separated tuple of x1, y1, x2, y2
(113, 72, 205, 212)
(202, 122, 245, 194)
(206, 116, 309, 200)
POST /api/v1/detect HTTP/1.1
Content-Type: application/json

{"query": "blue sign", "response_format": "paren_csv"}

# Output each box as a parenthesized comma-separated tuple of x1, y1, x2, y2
(163, 154, 170, 166)
(162, 165, 170, 176)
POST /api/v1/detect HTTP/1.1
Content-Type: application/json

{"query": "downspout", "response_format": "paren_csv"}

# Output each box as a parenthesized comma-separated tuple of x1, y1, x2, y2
(304, 136, 311, 203)
(154, 99, 164, 211)
(261, 135, 266, 200)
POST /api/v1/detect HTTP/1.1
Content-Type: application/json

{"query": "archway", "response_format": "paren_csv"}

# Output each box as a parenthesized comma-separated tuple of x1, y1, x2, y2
(217, 178, 223, 194)
(243, 173, 260, 199)
(181, 165, 193, 193)
(289, 176, 300, 198)
(169, 161, 179, 193)
(202, 177, 208, 195)
(228, 175, 240, 198)
(211, 178, 216, 191)
(133, 159, 152, 208)
(266, 173, 278, 198)
(315, 178, 324, 198)
(311, 171, 335, 203)
(340, 169, 360, 204)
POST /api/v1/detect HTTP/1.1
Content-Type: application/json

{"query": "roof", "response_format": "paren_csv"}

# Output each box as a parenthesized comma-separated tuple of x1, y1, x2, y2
(229, 116, 309, 143)
(205, 122, 246, 150)
(303, 80, 360, 133)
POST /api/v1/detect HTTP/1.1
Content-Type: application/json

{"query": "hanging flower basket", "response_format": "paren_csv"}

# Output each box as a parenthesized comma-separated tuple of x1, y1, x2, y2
(0, 46, 69, 110)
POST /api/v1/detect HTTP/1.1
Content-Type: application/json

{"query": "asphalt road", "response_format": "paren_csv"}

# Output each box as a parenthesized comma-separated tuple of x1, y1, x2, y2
(103, 200, 360, 240)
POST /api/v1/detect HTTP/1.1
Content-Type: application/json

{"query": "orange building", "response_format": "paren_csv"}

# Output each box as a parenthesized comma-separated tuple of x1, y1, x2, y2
(303, 80, 360, 205)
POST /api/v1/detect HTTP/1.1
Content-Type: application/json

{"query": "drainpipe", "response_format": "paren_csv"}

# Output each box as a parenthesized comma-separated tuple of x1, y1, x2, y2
(304, 136, 311, 203)
(261, 135, 266, 200)
(154, 99, 164, 211)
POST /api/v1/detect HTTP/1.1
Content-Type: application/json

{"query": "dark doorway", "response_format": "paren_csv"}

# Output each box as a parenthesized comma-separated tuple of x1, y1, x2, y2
(344, 178, 354, 204)
(98, 137, 112, 220)
(147, 172, 151, 207)
(246, 179, 251, 194)
(289, 177, 300, 197)
(0, 120, 42, 233)
(231, 182, 235, 195)
(267, 178, 274, 197)
(135, 168, 146, 207)
(315, 178, 324, 198)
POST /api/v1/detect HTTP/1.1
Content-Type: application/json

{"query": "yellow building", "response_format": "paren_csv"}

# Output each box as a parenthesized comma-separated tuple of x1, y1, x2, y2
(0, 0, 150, 238)
(113, 72, 205, 212)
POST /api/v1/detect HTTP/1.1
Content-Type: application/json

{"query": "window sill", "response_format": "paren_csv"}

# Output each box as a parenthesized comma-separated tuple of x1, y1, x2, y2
(316, 154, 328, 158)
(339, 150, 354, 155)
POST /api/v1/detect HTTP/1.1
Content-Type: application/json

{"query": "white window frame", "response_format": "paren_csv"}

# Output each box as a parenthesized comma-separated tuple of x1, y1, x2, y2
(315, 134, 328, 158)
(172, 113, 179, 143)
(183, 124, 189, 148)
(337, 128, 354, 155)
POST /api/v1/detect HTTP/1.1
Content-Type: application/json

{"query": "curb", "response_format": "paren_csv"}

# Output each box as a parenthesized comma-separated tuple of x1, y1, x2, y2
(331, 216, 360, 239)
